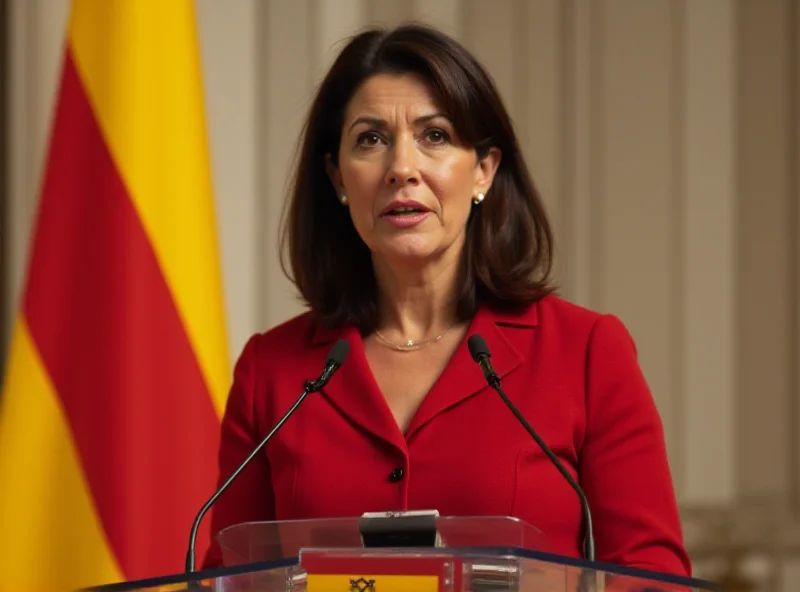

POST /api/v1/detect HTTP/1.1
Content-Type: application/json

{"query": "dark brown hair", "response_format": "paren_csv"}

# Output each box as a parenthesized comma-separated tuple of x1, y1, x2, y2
(279, 23, 555, 334)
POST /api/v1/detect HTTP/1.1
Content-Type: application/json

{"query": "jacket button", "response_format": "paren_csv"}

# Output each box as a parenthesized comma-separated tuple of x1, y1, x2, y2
(388, 467, 404, 482)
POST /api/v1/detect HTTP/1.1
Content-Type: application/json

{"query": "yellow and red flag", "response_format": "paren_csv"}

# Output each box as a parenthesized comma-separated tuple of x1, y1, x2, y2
(0, 2, 230, 589)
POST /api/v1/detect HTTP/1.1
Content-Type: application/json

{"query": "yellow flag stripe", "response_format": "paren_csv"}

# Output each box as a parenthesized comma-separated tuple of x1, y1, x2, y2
(0, 319, 124, 591)
(66, 0, 230, 415)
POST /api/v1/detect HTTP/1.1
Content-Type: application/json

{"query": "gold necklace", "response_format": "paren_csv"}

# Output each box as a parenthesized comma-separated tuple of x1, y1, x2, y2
(373, 322, 458, 352)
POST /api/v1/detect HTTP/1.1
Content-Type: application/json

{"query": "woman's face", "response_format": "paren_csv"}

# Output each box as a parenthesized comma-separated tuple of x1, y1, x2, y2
(327, 72, 500, 269)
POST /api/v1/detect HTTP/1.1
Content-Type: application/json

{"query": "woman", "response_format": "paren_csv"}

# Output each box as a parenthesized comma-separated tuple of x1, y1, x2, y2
(203, 22, 692, 578)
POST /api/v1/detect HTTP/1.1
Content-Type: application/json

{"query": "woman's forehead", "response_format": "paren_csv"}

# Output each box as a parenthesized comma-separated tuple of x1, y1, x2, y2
(343, 73, 444, 122)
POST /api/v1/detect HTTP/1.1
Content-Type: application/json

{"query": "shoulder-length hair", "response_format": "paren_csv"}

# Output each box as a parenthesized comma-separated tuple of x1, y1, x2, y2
(279, 23, 555, 334)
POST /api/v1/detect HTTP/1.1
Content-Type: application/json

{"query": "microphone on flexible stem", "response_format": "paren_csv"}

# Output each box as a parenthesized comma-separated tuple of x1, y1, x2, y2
(184, 338, 351, 583)
(467, 334, 596, 563)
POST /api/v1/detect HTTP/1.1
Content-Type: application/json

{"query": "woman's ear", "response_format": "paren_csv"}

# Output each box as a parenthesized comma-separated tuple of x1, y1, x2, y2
(325, 153, 343, 195)
(474, 147, 501, 195)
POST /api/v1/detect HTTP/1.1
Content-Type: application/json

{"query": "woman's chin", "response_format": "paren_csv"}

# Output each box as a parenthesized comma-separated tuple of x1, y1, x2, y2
(370, 233, 464, 269)
(374, 242, 440, 267)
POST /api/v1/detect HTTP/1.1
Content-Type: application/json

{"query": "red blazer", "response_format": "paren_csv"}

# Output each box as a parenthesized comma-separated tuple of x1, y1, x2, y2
(203, 295, 691, 577)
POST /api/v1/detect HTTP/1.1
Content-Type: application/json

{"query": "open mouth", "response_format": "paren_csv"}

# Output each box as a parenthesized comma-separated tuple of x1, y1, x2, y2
(384, 206, 426, 216)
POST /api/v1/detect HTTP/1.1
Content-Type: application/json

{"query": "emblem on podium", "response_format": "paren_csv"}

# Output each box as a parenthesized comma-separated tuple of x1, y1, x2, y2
(349, 577, 376, 591)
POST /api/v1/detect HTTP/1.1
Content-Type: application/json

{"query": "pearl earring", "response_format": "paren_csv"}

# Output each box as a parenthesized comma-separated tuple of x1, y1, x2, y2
(339, 195, 348, 205)
(472, 192, 485, 205)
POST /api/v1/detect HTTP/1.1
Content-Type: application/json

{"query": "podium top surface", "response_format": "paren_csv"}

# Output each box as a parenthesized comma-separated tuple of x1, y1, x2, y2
(84, 515, 718, 592)
(217, 514, 548, 565)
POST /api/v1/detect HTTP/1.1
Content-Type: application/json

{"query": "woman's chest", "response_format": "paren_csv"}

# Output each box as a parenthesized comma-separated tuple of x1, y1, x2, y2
(364, 339, 462, 434)
(264, 384, 585, 552)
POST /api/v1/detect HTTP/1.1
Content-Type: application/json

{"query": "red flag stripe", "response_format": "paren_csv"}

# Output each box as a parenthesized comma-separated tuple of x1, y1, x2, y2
(23, 48, 221, 580)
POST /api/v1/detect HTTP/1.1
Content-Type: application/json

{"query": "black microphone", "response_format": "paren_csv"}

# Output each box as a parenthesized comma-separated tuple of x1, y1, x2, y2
(467, 334, 596, 563)
(184, 338, 351, 577)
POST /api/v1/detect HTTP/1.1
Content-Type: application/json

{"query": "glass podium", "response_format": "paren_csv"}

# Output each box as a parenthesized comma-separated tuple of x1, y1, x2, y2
(85, 515, 717, 591)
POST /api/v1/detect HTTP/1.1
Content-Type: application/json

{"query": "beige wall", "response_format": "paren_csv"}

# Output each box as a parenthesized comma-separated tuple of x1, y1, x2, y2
(4, 0, 799, 589)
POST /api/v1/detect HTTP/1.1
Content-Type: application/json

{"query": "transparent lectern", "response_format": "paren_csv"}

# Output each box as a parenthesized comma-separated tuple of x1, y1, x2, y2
(86, 515, 717, 591)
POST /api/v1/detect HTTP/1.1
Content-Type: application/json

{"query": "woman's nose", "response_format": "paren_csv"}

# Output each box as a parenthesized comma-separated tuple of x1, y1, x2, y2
(385, 136, 420, 186)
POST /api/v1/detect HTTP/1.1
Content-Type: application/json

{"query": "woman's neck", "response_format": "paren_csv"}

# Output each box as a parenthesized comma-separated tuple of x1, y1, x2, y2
(372, 254, 461, 342)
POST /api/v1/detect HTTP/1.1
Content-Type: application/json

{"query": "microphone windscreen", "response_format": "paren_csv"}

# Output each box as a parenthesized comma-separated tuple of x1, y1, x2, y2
(327, 338, 350, 365)
(467, 334, 490, 361)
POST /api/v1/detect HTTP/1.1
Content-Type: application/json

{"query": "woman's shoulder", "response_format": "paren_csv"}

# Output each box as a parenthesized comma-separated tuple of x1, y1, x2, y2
(227, 311, 337, 410)
(239, 310, 320, 361)
(535, 292, 602, 323)
(528, 293, 625, 330)
(234, 310, 358, 376)
(252, 309, 316, 343)
(523, 293, 638, 353)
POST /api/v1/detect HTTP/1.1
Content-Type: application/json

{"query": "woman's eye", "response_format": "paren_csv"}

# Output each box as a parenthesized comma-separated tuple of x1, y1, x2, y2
(425, 129, 449, 144)
(357, 132, 383, 147)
